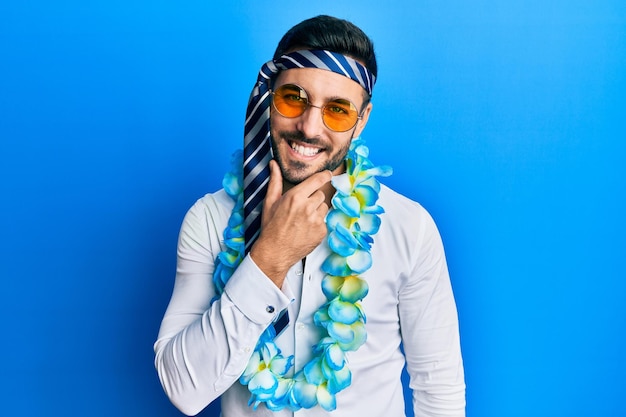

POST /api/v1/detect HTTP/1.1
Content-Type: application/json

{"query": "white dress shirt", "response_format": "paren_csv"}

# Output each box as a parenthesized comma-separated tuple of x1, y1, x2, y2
(154, 185, 465, 416)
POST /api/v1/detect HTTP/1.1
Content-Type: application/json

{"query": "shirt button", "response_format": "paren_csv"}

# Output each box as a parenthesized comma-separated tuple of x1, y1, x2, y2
(244, 347, 251, 353)
(297, 323, 305, 331)
(266, 306, 275, 314)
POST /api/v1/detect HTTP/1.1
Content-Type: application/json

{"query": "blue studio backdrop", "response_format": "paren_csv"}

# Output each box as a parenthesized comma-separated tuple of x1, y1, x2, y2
(1, 1, 624, 416)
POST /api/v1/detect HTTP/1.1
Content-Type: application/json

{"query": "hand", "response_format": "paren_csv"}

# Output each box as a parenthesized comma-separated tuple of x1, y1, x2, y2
(250, 160, 332, 287)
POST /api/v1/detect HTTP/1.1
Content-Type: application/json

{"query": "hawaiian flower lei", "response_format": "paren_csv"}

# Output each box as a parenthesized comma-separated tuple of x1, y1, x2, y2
(212, 137, 392, 411)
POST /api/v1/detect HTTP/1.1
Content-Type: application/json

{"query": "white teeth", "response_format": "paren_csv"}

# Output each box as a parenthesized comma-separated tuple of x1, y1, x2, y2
(291, 142, 321, 157)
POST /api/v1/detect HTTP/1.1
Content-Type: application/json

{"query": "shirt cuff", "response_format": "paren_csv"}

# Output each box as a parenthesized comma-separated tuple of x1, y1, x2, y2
(224, 254, 291, 326)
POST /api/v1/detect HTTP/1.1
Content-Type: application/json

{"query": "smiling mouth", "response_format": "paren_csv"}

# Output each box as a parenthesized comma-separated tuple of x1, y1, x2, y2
(289, 140, 323, 157)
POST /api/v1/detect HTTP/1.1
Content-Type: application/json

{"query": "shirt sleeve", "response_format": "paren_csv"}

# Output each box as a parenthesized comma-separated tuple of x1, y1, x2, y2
(153, 194, 291, 416)
(399, 209, 466, 417)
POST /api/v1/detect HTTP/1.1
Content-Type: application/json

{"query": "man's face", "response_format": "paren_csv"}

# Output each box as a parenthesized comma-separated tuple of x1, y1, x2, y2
(270, 68, 372, 186)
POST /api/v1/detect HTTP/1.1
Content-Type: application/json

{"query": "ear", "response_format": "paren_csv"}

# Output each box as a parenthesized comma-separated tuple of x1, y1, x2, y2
(353, 102, 373, 138)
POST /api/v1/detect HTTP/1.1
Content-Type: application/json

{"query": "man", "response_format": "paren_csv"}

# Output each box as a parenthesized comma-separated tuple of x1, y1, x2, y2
(154, 15, 465, 416)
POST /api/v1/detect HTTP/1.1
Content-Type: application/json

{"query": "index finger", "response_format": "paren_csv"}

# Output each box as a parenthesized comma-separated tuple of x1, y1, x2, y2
(290, 170, 333, 198)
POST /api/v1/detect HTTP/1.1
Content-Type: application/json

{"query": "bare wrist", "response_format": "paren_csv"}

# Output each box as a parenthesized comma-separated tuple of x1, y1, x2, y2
(249, 242, 290, 287)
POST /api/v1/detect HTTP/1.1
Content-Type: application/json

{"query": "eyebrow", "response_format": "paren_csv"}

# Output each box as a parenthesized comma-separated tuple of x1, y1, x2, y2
(278, 83, 360, 107)
(281, 84, 302, 92)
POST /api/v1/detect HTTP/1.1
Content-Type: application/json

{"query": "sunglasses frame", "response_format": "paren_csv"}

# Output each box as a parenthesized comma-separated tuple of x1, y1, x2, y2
(270, 83, 365, 133)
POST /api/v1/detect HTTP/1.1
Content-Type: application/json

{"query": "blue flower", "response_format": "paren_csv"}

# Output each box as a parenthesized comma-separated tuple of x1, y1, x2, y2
(328, 298, 363, 324)
(326, 363, 351, 394)
(222, 150, 243, 197)
(327, 321, 367, 351)
(240, 341, 294, 406)
(321, 275, 369, 303)
(298, 360, 339, 411)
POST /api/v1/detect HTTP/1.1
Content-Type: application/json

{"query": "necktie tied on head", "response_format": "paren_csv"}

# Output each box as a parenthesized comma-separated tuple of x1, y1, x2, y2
(242, 50, 375, 253)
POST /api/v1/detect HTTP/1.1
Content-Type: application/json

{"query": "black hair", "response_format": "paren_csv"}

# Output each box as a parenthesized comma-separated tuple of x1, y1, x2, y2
(273, 15, 378, 80)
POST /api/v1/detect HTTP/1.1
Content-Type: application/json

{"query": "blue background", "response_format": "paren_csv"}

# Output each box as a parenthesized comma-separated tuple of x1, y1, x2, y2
(1, 1, 624, 416)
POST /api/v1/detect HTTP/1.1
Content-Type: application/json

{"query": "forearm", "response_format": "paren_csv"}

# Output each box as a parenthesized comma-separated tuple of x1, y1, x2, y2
(154, 257, 290, 415)
(401, 213, 466, 416)
(406, 274, 465, 416)
(409, 324, 465, 417)
(154, 305, 260, 415)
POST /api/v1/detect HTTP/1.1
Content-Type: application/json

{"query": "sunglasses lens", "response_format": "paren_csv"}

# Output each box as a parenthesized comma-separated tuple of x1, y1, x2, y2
(272, 85, 308, 118)
(322, 100, 359, 132)
(272, 84, 360, 132)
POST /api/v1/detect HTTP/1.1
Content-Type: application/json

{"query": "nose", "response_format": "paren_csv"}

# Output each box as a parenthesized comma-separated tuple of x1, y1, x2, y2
(296, 103, 327, 138)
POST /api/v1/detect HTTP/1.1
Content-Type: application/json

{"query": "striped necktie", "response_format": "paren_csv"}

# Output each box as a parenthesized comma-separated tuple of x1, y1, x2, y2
(242, 50, 375, 253)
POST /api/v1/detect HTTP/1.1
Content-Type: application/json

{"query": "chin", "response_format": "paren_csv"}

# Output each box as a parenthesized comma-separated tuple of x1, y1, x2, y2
(280, 163, 321, 185)
(270, 133, 349, 183)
